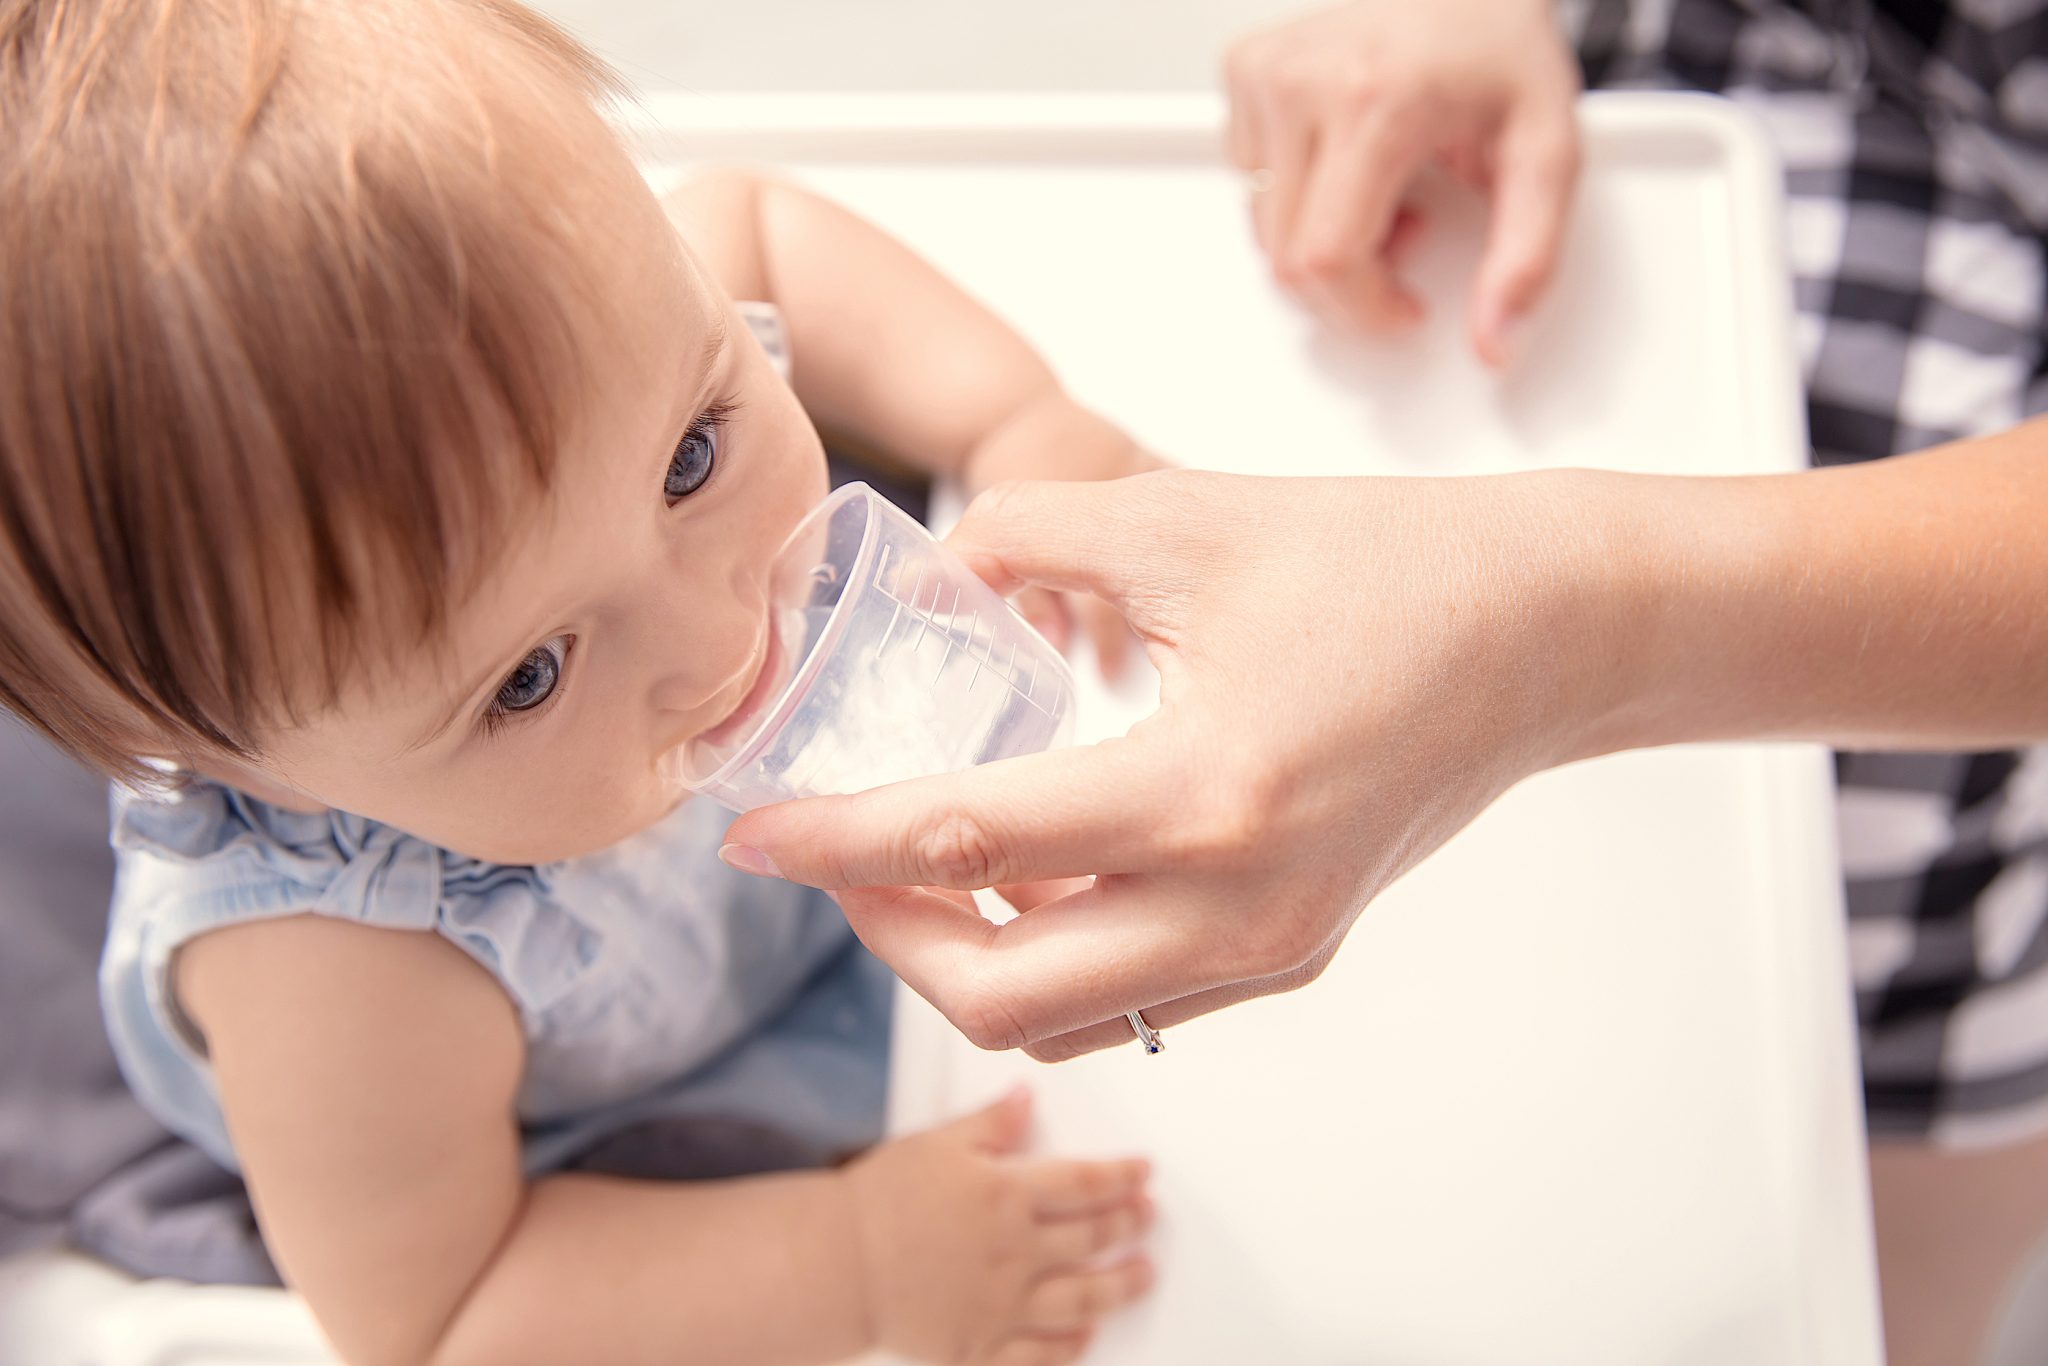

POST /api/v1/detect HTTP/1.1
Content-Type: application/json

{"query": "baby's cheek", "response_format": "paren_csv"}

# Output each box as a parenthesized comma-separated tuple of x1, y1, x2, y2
(482, 751, 659, 863)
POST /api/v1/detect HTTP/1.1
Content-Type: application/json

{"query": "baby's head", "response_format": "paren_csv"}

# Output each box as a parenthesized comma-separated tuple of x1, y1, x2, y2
(0, 0, 827, 862)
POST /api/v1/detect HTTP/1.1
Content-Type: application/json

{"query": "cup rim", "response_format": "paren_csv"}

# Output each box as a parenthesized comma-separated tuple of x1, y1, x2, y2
(681, 481, 882, 799)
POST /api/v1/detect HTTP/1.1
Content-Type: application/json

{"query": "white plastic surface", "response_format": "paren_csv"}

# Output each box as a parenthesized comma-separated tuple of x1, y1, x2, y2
(0, 1248, 331, 1365)
(646, 93, 1881, 1365)
(0, 93, 1881, 1366)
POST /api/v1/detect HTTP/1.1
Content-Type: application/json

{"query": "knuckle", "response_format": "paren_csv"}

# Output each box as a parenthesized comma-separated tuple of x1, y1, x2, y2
(1277, 54, 1327, 102)
(1270, 54, 1318, 100)
(915, 810, 1009, 888)
(1174, 770, 1280, 867)
(1239, 907, 1318, 980)
(1239, 931, 1301, 981)
(1238, 756, 1299, 823)
(1024, 1034, 1083, 1065)
(969, 476, 1034, 527)
(947, 984, 1030, 1053)
(1273, 938, 1340, 992)
(1333, 63, 1386, 115)
(1129, 465, 1202, 522)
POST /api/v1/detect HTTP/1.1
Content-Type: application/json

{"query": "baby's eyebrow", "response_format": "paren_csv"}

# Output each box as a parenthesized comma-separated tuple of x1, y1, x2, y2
(672, 307, 732, 437)
(646, 305, 733, 472)
(698, 307, 730, 379)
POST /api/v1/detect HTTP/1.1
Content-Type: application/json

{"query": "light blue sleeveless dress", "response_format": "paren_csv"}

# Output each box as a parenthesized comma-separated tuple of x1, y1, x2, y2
(99, 786, 891, 1178)
(96, 304, 893, 1180)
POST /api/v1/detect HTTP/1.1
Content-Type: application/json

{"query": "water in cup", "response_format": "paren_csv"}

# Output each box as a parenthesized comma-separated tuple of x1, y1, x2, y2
(679, 483, 1077, 812)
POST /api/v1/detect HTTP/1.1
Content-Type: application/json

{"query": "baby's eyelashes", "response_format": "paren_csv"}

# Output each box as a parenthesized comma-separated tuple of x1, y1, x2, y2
(665, 400, 738, 506)
(483, 635, 572, 734)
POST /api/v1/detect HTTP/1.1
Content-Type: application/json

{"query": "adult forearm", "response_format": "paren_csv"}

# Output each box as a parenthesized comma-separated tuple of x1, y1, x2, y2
(426, 1170, 870, 1366)
(1585, 424, 2048, 756)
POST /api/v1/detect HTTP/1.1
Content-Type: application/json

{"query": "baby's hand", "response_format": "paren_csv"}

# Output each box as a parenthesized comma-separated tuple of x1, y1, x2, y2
(963, 392, 1164, 682)
(1012, 585, 1145, 687)
(846, 1088, 1154, 1365)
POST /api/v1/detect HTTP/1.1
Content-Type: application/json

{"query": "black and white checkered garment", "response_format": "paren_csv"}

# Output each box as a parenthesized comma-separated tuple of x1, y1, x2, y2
(1560, 0, 2048, 1145)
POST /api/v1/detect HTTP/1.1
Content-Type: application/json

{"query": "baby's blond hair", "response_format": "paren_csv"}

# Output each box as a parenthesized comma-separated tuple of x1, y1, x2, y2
(0, 0, 629, 778)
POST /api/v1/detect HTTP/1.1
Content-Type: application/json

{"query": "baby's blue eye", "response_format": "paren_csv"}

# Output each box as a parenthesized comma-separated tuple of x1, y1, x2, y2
(492, 637, 567, 715)
(664, 411, 723, 505)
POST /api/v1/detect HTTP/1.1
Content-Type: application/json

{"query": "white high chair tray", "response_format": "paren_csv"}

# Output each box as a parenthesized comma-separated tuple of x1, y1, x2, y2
(645, 92, 1882, 1366)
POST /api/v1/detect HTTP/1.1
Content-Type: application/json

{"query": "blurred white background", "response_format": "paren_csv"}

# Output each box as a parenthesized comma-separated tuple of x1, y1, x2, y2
(528, 1, 1295, 93)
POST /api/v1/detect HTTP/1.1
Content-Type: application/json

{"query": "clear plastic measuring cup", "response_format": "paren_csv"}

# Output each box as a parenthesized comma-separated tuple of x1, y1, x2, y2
(679, 482, 1077, 813)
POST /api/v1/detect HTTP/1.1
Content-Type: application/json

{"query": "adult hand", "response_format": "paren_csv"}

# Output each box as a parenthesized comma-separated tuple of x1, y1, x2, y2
(1223, 0, 1582, 364)
(720, 436, 2048, 1061)
(720, 469, 1625, 1061)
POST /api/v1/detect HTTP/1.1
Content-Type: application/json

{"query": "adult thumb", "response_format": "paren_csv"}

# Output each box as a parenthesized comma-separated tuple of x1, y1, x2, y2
(944, 471, 1200, 634)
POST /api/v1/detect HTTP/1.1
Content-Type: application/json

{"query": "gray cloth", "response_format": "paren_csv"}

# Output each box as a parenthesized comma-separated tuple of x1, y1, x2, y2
(0, 714, 273, 1279)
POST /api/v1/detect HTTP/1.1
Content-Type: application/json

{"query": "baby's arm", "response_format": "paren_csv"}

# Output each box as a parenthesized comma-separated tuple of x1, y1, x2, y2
(665, 172, 1145, 488)
(180, 915, 1151, 1366)
(179, 915, 868, 1366)
(666, 172, 1159, 668)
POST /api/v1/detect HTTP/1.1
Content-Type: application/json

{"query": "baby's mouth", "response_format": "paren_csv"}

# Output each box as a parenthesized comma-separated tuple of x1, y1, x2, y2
(695, 619, 786, 752)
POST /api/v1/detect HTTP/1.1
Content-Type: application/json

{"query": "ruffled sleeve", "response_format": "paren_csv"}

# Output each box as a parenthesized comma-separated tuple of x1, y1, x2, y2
(99, 781, 601, 1166)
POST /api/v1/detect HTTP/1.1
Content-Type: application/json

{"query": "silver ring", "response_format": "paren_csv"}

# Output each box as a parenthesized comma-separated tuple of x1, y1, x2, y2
(1127, 1010, 1164, 1055)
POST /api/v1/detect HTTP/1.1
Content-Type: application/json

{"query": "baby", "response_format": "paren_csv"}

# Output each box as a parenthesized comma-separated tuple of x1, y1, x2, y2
(0, 2, 1157, 1364)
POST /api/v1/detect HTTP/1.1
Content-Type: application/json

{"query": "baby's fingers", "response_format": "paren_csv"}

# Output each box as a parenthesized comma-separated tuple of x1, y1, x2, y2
(1040, 1195, 1155, 1266)
(1016, 586, 1072, 651)
(1024, 1256, 1155, 1332)
(1028, 1156, 1150, 1218)
(1073, 594, 1134, 681)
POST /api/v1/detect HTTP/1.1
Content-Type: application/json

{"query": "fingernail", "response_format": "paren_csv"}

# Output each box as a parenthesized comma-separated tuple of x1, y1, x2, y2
(717, 843, 782, 879)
